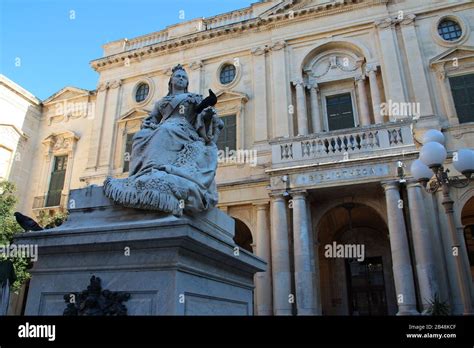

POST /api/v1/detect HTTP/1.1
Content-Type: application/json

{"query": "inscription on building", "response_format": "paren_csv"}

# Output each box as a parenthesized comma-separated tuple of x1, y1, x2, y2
(294, 164, 390, 186)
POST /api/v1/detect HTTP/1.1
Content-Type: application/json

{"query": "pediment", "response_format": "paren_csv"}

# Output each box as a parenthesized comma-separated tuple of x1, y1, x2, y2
(42, 131, 80, 154)
(430, 46, 474, 66)
(43, 87, 91, 104)
(118, 108, 150, 123)
(215, 90, 249, 104)
(259, 0, 348, 18)
(42, 130, 79, 143)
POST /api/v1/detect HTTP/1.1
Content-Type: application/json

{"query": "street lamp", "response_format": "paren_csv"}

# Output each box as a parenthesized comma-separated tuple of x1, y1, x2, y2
(410, 129, 474, 315)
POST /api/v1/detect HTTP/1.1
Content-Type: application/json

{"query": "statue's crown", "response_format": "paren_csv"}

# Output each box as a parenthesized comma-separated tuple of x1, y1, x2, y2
(172, 64, 185, 74)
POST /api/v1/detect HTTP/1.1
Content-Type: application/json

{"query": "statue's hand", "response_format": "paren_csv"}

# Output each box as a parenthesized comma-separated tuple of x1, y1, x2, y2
(201, 106, 216, 119)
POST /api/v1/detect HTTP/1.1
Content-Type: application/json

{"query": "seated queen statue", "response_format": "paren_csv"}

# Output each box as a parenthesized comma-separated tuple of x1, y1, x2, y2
(103, 64, 224, 215)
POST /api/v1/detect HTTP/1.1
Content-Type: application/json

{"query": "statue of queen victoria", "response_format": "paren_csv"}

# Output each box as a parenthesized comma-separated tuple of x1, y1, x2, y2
(104, 64, 224, 215)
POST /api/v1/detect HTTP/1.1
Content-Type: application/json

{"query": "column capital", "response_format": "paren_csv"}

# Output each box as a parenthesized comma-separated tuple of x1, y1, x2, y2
(109, 79, 123, 89)
(306, 82, 319, 91)
(269, 41, 286, 51)
(292, 79, 305, 88)
(381, 180, 400, 191)
(254, 202, 270, 210)
(406, 178, 423, 188)
(97, 82, 109, 91)
(188, 60, 203, 70)
(399, 14, 416, 26)
(269, 191, 288, 200)
(290, 190, 308, 199)
(365, 63, 379, 74)
(251, 45, 267, 56)
(355, 74, 366, 83)
(375, 17, 396, 30)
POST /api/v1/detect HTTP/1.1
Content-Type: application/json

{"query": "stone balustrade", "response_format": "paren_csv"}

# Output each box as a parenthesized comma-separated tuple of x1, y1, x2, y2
(271, 120, 416, 167)
(125, 32, 169, 51)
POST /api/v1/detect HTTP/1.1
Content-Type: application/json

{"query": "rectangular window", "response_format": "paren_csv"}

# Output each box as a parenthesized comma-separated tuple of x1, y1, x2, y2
(326, 93, 355, 131)
(450, 74, 474, 124)
(216, 115, 236, 153)
(123, 133, 135, 173)
(46, 155, 68, 207)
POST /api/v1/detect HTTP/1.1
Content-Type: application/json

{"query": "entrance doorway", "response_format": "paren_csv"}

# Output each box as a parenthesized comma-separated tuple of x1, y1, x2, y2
(346, 256, 388, 315)
(316, 203, 397, 315)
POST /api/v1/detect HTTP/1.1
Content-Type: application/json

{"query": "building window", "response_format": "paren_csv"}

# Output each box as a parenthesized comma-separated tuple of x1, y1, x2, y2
(450, 74, 474, 124)
(123, 133, 135, 172)
(135, 83, 149, 103)
(438, 19, 462, 41)
(46, 155, 68, 207)
(326, 93, 355, 131)
(216, 115, 236, 152)
(219, 64, 236, 85)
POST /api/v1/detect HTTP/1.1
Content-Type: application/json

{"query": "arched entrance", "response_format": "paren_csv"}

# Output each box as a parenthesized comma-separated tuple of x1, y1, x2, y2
(233, 218, 253, 253)
(461, 196, 474, 279)
(316, 203, 397, 315)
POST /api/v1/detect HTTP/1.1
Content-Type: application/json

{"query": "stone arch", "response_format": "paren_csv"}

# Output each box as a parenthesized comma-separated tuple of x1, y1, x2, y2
(313, 198, 387, 241)
(455, 187, 474, 224)
(232, 217, 253, 253)
(316, 202, 396, 315)
(299, 39, 374, 78)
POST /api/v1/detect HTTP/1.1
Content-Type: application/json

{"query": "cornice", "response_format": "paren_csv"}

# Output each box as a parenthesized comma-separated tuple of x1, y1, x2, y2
(90, 0, 385, 72)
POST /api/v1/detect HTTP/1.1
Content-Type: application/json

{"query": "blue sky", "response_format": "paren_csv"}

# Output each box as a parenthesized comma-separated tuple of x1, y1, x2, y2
(0, 0, 256, 100)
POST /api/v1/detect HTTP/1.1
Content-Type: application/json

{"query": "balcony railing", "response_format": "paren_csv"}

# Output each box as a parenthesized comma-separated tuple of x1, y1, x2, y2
(271, 120, 416, 167)
(33, 193, 68, 209)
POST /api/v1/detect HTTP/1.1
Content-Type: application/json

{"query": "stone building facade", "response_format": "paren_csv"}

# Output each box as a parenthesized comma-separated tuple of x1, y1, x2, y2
(4, 0, 474, 315)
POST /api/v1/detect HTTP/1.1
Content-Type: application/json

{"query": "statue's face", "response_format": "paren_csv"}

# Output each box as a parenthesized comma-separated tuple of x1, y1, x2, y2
(171, 70, 188, 91)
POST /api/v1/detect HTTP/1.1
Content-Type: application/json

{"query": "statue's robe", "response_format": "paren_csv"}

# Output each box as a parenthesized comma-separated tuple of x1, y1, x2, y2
(104, 93, 219, 215)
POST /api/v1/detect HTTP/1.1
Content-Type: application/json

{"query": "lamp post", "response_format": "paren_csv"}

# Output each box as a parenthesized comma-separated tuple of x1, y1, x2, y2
(410, 129, 474, 315)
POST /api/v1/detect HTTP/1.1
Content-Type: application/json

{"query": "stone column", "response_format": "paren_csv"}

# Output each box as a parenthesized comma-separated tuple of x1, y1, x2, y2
(86, 82, 109, 171)
(291, 191, 318, 315)
(399, 14, 434, 117)
(270, 193, 292, 315)
(355, 75, 371, 126)
(406, 180, 439, 312)
(188, 60, 203, 95)
(308, 83, 322, 133)
(251, 46, 269, 142)
(382, 181, 419, 315)
(375, 18, 407, 118)
(270, 41, 291, 137)
(100, 80, 122, 171)
(366, 64, 383, 124)
(433, 66, 459, 125)
(293, 80, 308, 136)
(255, 203, 273, 315)
(435, 189, 463, 314)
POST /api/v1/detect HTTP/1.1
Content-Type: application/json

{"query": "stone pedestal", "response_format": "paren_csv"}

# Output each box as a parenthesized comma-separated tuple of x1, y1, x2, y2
(16, 186, 265, 315)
